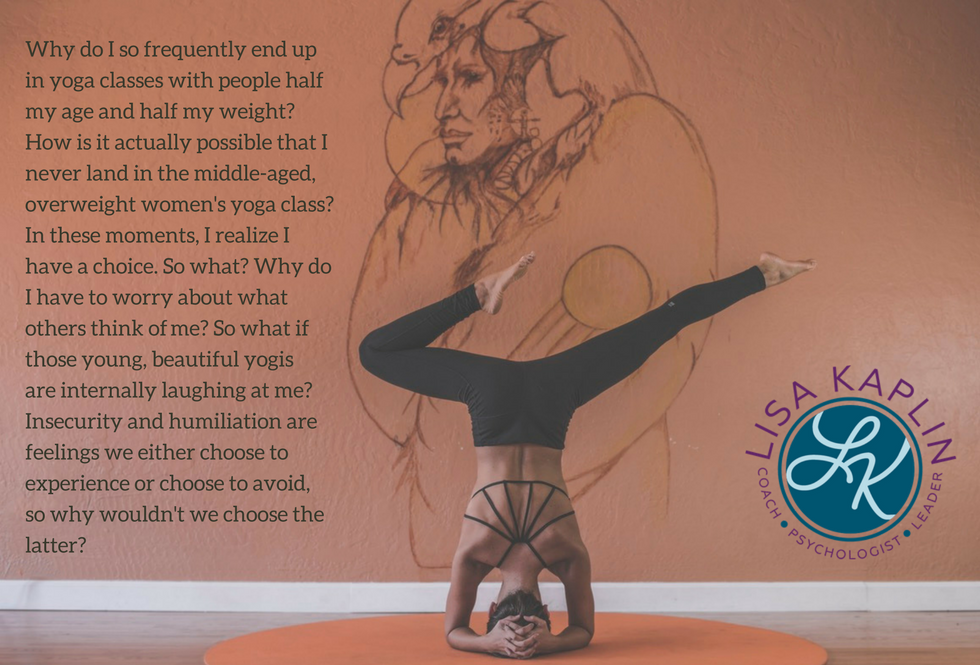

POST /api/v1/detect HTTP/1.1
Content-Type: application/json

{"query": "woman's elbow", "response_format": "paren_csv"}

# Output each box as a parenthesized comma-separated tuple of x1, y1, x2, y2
(572, 624, 594, 648)
(444, 627, 465, 651)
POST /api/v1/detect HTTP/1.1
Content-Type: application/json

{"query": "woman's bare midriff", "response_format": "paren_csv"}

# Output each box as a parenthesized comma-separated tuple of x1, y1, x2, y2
(472, 443, 567, 492)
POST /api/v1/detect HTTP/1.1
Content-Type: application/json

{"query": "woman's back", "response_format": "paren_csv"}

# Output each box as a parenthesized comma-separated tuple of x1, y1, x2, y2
(462, 444, 583, 572)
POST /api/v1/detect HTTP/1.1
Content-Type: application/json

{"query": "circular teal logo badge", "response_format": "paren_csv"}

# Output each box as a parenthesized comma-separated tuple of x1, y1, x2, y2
(779, 398, 922, 541)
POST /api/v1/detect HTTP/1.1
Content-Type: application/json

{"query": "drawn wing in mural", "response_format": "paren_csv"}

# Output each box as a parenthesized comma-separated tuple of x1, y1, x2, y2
(347, 0, 718, 568)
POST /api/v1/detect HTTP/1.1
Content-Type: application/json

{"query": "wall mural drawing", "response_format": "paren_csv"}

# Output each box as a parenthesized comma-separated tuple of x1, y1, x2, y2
(347, 0, 719, 568)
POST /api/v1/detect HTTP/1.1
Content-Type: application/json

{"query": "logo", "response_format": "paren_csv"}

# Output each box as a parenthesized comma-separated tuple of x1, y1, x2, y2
(747, 366, 954, 561)
(782, 398, 920, 541)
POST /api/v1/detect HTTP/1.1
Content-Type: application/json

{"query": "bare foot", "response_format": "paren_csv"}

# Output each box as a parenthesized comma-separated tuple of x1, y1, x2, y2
(475, 251, 536, 314)
(758, 252, 816, 288)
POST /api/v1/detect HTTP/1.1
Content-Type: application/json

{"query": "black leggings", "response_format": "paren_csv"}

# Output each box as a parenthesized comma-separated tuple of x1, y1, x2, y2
(359, 265, 767, 449)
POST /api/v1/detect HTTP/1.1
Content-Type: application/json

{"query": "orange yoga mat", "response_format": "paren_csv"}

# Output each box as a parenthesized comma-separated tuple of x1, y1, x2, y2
(204, 612, 828, 664)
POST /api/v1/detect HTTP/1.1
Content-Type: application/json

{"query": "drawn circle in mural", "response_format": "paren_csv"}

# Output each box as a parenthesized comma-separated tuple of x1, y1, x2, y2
(778, 398, 922, 542)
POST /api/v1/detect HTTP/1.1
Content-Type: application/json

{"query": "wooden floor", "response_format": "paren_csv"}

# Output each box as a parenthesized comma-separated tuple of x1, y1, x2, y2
(1, 610, 977, 664)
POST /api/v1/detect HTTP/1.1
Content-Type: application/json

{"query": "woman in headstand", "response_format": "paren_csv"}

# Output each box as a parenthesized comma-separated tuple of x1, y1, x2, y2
(359, 250, 815, 658)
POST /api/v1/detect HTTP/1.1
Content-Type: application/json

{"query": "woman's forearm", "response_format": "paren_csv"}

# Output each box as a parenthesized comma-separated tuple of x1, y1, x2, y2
(539, 625, 592, 654)
(446, 626, 488, 653)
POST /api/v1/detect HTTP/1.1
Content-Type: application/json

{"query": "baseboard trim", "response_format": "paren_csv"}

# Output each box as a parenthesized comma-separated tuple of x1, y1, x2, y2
(2, 580, 977, 613)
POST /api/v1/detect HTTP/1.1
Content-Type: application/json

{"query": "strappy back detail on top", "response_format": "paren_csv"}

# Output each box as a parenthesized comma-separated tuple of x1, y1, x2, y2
(463, 480, 576, 569)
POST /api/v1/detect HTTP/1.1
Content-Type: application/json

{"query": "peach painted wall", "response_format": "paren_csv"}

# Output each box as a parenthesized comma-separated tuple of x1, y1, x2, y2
(1, 0, 977, 584)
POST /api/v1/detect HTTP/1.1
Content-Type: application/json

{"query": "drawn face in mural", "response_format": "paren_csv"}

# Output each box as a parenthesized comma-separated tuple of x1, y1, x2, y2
(432, 34, 519, 166)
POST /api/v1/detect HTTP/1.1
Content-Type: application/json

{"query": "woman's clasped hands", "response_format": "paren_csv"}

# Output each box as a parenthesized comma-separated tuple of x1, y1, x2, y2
(484, 615, 557, 659)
